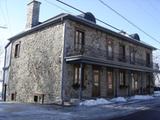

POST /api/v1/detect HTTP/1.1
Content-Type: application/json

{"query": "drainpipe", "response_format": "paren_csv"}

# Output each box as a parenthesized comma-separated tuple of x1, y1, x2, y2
(61, 20, 66, 106)
(79, 63, 83, 100)
(2, 46, 7, 101)
(127, 70, 131, 96)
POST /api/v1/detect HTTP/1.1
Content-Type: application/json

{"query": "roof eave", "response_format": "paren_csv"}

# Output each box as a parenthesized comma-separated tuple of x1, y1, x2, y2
(8, 13, 156, 50)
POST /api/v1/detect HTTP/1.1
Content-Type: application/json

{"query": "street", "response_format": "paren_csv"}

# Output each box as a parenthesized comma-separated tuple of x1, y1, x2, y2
(110, 105, 160, 120)
(0, 98, 160, 120)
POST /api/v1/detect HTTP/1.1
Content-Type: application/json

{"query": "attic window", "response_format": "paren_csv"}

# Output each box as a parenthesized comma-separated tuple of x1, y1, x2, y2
(14, 43, 21, 58)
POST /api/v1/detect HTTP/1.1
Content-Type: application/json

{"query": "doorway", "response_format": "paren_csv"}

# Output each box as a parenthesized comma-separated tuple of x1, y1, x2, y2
(92, 69, 100, 97)
(107, 70, 114, 97)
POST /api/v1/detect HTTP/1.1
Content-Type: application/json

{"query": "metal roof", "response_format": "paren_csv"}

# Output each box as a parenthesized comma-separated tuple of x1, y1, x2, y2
(8, 13, 156, 50)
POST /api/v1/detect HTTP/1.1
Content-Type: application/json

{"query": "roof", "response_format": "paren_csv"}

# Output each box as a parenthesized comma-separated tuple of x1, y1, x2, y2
(8, 13, 156, 50)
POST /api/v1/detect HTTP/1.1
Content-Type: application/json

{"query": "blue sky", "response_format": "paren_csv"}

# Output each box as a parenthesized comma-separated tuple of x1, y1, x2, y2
(0, 0, 160, 70)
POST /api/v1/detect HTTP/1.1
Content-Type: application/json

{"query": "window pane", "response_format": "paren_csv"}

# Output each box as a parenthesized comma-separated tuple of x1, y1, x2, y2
(14, 43, 20, 58)
(75, 30, 84, 50)
(94, 70, 99, 86)
(120, 71, 125, 86)
(107, 40, 113, 58)
(74, 67, 78, 83)
(108, 72, 112, 89)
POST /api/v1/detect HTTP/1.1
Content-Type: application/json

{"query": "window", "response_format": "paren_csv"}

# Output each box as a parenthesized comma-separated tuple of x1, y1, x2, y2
(34, 96, 38, 102)
(93, 69, 100, 87)
(146, 53, 151, 67)
(130, 47, 135, 64)
(11, 93, 16, 101)
(108, 71, 113, 89)
(131, 73, 138, 90)
(74, 65, 81, 84)
(14, 43, 20, 58)
(74, 30, 84, 50)
(119, 44, 126, 62)
(92, 68, 100, 97)
(119, 71, 126, 86)
(107, 40, 113, 59)
(73, 64, 86, 89)
(34, 94, 45, 103)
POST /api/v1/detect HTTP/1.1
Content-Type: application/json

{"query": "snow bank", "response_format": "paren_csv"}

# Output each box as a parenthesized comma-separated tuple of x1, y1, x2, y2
(153, 91, 160, 97)
(79, 98, 111, 106)
(154, 91, 160, 94)
(130, 95, 154, 100)
(110, 97, 127, 102)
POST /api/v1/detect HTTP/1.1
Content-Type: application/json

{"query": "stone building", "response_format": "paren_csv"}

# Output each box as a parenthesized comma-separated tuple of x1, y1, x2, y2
(2, 0, 159, 104)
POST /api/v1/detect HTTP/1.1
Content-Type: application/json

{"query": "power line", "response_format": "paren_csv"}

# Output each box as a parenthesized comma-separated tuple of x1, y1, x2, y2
(0, 26, 7, 29)
(4, 0, 12, 35)
(132, 0, 160, 26)
(98, 0, 160, 45)
(0, 0, 7, 25)
(56, 0, 122, 32)
(43, 0, 71, 13)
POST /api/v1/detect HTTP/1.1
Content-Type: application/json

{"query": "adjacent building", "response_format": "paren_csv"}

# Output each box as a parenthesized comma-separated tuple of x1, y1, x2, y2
(2, 0, 159, 104)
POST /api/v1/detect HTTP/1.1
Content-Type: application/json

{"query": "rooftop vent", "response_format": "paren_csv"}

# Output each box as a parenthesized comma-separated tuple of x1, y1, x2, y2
(129, 33, 140, 41)
(78, 12, 96, 23)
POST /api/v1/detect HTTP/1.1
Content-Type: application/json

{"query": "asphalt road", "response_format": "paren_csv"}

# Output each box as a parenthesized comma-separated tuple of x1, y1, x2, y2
(0, 98, 160, 120)
(110, 105, 160, 120)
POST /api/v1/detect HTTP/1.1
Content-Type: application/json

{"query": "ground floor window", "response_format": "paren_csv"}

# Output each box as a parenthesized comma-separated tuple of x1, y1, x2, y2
(72, 64, 86, 90)
(34, 96, 38, 102)
(107, 70, 114, 96)
(131, 72, 139, 94)
(92, 67, 100, 97)
(34, 94, 44, 103)
(11, 92, 16, 101)
(119, 70, 126, 88)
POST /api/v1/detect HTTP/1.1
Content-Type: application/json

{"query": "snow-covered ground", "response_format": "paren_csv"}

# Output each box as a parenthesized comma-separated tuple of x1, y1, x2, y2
(130, 95, 154, 100)
(154, 91, 160, 97)
(1, 94, 160, 120)
(111, 97, 127, 103)
(80, 91, 160, 106)
(79, 98, 111, 106)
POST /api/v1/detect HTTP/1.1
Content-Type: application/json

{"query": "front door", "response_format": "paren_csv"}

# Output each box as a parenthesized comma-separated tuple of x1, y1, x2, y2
(131, 73, 138, 95)
(92, 69, 100, 97)
(107, 71, 113, 97)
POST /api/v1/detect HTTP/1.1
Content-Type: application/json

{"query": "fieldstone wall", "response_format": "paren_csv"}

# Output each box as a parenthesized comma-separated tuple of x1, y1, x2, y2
(63, 20, 153, 99)
(7, 23, 64, 103)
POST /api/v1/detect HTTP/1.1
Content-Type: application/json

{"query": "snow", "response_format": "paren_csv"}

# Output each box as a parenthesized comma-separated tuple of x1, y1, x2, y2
(80, 93, 160, 106)
(111, 97, 127, 102)
(154, 91, 160, 94)
(79, 98, 111, 106)
(130, 95, 154, 100)
(153, 91, 160, 97)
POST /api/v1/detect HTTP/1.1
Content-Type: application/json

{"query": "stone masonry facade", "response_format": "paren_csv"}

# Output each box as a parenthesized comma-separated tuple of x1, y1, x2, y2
(63, 20, 154, 100)
(3, 10, 157, 103)
(7, 23, 65, 103)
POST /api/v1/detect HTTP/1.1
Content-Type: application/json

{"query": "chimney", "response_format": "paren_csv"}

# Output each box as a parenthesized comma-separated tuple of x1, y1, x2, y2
(25, 0, 41, 29)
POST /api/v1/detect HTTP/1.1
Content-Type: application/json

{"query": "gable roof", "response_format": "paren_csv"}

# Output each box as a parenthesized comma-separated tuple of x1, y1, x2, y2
(8, 13, 156, 50)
